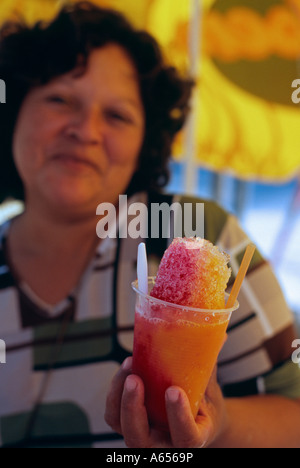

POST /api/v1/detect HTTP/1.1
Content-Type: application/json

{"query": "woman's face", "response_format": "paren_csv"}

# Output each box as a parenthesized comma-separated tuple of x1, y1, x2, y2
(12, 44, 145, 218)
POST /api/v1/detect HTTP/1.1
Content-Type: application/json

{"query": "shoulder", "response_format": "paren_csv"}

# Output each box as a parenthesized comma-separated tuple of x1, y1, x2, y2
(144, 191, 230, 257)
(151, 192, 229, 244)
(175, 194, 229, 244)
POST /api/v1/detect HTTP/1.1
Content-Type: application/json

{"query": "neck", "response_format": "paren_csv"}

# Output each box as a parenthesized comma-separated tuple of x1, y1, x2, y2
(10, 202, 100, 260)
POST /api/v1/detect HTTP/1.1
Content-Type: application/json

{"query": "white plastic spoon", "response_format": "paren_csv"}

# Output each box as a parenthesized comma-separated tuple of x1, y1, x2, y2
(137, 242, 148, 295)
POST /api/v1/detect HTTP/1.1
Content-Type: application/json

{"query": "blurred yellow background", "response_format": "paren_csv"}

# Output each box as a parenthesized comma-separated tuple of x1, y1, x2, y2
(1, 0, 299, 181)
(0, 0, 299, 313)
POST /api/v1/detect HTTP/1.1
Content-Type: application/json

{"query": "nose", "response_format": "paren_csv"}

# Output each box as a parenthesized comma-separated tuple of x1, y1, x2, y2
(65, 108, 104, 145)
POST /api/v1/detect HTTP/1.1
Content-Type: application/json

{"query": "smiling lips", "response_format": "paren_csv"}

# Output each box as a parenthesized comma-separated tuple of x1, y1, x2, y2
(51, 153, 100, 172)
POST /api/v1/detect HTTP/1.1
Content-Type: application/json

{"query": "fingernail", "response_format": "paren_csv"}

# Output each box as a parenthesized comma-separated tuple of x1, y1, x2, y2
(125, 375, 137, 392)
(166, 387, 180, 403)
(122, 357, 132, 371)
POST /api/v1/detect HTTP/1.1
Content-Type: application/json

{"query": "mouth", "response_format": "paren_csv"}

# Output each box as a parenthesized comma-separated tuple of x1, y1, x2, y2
(50, 153, 100, 172)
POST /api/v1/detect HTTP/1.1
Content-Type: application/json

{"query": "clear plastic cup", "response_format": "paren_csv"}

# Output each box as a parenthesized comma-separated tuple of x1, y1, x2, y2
(132, 277, 239, 430)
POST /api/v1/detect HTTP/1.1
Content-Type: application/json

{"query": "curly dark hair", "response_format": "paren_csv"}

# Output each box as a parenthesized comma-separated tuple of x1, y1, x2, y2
(0, 1, 194, 202)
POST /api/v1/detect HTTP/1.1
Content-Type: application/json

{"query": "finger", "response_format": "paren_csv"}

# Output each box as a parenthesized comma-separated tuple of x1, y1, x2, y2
(165, 386, 211, 448)
(104, 357, 132, 433)
(120, 374, 150, 448)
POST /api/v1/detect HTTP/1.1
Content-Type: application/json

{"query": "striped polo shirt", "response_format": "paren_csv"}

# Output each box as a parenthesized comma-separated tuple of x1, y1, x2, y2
(0, 191, 299, 447)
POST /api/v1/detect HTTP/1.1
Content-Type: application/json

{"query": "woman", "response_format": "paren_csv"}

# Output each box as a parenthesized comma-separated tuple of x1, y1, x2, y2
(0, 1, 300, 448)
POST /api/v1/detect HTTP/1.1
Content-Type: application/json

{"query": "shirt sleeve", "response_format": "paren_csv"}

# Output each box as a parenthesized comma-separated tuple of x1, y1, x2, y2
(215, 212, 300, 399)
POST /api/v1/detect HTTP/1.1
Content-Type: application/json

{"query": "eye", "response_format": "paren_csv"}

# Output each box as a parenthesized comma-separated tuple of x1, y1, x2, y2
(106, 109, 133, 124)
(46, 95, 68, 105)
